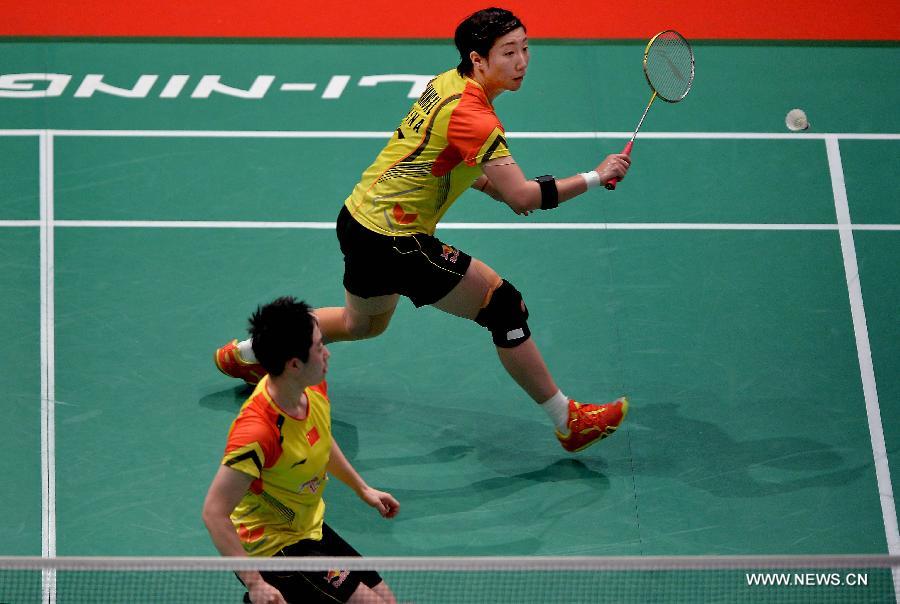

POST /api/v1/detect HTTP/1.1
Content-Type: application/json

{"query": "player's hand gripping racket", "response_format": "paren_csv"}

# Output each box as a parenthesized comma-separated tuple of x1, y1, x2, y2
(606, 30, 695, 190)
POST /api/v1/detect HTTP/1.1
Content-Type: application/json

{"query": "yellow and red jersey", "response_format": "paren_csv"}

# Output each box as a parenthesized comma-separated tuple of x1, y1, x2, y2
(344, 68, 512, 236)
(221, 376, 332, 557)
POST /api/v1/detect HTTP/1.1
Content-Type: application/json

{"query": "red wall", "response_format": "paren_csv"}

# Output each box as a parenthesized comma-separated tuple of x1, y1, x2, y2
(2, 0, 898, 40)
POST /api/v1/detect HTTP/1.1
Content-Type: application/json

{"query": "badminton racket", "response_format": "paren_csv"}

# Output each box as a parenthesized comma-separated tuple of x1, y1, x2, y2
(605, 30, 695, 190)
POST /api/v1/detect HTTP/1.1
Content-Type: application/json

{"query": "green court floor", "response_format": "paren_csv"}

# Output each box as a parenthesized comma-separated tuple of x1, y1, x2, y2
(1, 39, 898, 602)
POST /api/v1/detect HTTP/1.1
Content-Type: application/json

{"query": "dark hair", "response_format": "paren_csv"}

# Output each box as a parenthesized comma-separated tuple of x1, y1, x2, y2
(249, 296, 315, 376)
(455, 7, 526, 76)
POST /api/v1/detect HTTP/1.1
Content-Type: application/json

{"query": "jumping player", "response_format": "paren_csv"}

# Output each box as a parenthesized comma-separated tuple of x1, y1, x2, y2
(215, 8, 631, 453)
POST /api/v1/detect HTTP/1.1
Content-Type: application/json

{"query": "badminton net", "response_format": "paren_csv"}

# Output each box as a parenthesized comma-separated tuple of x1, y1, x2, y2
(0, 554, 897, 603)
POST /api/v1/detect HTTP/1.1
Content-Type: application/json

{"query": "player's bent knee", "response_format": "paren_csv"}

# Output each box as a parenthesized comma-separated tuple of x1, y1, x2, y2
(346, 310, 392, 340)
(473, 280, 531, 348)
(366, 311, 392, 338)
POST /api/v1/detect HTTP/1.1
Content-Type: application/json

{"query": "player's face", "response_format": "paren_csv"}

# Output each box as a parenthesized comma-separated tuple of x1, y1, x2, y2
(302, 322, 329, 383)
(480, 27, 529, 95)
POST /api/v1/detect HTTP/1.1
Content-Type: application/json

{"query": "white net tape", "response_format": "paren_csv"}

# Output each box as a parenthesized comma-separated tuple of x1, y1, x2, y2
(0, 555, 896, 603)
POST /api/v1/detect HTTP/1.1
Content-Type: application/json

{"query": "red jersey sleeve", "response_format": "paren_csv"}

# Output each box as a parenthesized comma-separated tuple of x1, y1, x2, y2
(446, 83, 510, 167)
(310, 379, 328, 399)
(223, 394, 282, 477)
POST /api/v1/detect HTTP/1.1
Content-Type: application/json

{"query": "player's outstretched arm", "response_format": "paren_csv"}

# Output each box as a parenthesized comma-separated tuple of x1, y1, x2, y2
(328, 439, 400, 519)
(474, 154, 631, 214)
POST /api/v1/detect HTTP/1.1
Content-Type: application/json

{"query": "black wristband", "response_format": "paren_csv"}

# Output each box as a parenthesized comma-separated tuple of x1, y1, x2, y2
(534, 175, 559, 210)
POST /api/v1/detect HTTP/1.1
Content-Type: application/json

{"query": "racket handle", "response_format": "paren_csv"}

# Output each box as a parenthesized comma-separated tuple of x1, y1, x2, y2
(604, 141, 634, 190)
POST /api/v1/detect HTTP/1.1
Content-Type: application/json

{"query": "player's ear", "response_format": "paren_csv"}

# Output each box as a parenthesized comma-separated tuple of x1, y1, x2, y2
(470, 50, 485, 71)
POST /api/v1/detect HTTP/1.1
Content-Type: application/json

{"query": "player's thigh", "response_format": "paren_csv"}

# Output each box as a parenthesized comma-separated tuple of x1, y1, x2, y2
(431, 258, 502, 320)
(344, 290, 399, 336)
(346, 581, 395, 603)
(345, 290, 399, 316)
(371, 581, 398, 604)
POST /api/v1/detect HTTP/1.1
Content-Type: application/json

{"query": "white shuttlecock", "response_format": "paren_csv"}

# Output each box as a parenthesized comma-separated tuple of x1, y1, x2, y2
(786, 108, 809, 131)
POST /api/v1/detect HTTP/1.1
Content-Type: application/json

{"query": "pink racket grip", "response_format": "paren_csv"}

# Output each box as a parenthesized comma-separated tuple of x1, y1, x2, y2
(604, 141, 634, 190)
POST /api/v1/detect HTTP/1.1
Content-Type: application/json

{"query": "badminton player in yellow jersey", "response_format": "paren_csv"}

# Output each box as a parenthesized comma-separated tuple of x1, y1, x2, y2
(205, 297, 400, 604)
(216, 8, 632, 453)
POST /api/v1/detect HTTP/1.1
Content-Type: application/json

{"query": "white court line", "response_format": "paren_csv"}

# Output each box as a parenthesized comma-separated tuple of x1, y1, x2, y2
(39, 131, 57, 603)
(508, 132, 900, 141)
(0, 220, 41, 227)
(47, 129, 397, 139)
(37, 220, 900, 231)
(826, 137, 899, 594)
(7, 129, 895, 140)
(2, 220, 899, 231)
(438, 222, 900, 231)
(0, 129, 43, 136)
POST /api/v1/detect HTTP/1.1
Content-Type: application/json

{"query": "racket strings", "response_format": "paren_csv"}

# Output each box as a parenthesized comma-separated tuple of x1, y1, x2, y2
(644, 31, 694, 102)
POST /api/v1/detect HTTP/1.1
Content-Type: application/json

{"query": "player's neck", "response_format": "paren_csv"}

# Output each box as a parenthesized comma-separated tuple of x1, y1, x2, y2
(468, 72, 501, 103)
(265, 375, 310, 420)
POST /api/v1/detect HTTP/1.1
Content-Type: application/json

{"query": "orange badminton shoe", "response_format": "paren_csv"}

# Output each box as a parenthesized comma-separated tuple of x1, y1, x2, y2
(214, 340, 266, 385)
(556, 397, 629, 452)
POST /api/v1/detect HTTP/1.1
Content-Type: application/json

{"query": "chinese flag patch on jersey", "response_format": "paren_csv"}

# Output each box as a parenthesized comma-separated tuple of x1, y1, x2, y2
(306, 426, 320, 446)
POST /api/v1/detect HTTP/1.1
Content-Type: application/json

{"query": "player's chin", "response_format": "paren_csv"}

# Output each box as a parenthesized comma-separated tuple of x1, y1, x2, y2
(508, 77, 525, 90)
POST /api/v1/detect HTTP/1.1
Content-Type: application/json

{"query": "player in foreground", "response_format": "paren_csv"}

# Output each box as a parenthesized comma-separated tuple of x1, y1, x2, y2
(215, 7, 631, 453)
(204, 297, 400, 604)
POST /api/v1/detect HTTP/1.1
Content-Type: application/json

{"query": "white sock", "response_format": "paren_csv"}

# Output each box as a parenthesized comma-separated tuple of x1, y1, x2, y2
(541, 390, 571, 432)
(237, 339, 257, 363)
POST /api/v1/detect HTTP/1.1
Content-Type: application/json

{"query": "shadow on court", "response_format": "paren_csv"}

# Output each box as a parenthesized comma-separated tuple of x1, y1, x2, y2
(630, 401, 871, 498)
(198, 384, 253, 413)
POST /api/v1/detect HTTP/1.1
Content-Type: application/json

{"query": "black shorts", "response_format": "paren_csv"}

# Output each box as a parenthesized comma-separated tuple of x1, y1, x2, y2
(336, 205, 473, 308)
(241, 523, 384, 604)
